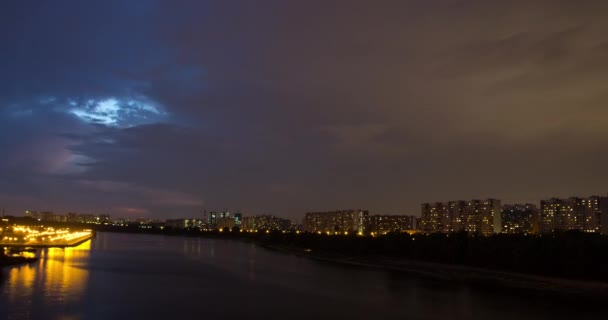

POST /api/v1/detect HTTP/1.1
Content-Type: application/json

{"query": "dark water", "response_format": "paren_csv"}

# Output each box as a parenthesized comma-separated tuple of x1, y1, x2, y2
(0, 232, 601, 319)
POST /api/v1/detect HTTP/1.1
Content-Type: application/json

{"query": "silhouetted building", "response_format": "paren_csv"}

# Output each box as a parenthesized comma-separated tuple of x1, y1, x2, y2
(601, 196, 608, 235)
(216, 217, 235, 230)
(40, 211, 55, 222)
(421, 199, 501, 236)
(501, 204, 539, 234)
(234, 213, 242, 226)
(367, 215, 415, 234)
(241, 216, 255, 231)
(304, 210, 368, 234)
(166, 219, 204, 229)
(289, 223, 304, 232)
(98, 214, 110, 224)
(78, 214, 108, 224)
(25, 210, 39, 220)
(66, 212, 78, 222)
(208, 212, 217, 226)
(242, 215, 290, 231)
(540, 196, 604, 233)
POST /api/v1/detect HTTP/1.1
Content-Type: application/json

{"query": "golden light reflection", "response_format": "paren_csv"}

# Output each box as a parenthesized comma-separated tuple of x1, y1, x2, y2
(7, 240, 92, 306)
(7, 264, 36, 299)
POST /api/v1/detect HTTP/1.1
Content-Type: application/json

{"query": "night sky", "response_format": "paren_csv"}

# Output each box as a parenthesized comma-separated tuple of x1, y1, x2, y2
(1, 1, 608, 220)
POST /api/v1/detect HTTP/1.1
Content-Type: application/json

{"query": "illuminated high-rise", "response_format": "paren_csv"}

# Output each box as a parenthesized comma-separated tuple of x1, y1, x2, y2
(304, 210, 368, 234)
(501, 204, 539, 234)
(540, 196, 604, 233)
(421, 199, 501, 236)
(367, 215, 415, 234)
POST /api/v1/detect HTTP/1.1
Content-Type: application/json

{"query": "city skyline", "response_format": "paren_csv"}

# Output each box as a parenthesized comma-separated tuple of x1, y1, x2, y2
(2, 1, 608, 220)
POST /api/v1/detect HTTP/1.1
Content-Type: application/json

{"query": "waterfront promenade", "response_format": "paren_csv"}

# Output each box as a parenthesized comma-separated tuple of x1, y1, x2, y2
(0, 225, 94, 248)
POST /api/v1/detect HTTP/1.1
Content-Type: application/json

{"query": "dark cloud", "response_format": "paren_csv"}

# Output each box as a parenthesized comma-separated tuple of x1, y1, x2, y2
(1, 0, 608, 220)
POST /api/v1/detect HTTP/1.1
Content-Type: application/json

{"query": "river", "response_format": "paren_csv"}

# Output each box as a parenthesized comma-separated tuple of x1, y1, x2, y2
(0, 232, 601, 319)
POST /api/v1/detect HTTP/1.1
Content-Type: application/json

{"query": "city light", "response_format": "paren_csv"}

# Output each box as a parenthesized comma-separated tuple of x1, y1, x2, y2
(0, 224, 92, 246)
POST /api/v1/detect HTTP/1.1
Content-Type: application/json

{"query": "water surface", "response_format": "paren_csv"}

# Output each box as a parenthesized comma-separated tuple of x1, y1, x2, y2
(0, 232, 600, 319)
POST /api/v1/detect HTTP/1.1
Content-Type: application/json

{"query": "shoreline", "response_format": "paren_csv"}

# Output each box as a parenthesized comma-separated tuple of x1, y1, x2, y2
(261, 243, 608, 297)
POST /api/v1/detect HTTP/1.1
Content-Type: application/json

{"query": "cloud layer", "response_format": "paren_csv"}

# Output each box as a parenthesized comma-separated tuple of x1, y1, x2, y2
(1, 0, 608, 219)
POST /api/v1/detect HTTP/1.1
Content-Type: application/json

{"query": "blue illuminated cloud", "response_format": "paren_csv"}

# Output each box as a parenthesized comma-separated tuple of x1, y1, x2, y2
(67, 97, 167, 127)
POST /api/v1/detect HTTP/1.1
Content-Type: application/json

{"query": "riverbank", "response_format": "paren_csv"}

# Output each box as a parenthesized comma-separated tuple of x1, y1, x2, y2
(262, 243, 608, 297)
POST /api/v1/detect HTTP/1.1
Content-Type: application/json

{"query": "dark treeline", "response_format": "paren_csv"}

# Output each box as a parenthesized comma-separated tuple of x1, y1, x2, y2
(252, 231, 608, 282)
(261, 231, 603, 283)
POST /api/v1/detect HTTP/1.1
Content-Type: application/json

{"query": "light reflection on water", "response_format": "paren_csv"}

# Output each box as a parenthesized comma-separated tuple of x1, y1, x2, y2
(0, 233, 602, 320)
(4, 241, 91, 319)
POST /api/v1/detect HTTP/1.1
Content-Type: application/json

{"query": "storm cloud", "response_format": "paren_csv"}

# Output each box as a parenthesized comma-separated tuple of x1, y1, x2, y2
(1, 0, 608, 220)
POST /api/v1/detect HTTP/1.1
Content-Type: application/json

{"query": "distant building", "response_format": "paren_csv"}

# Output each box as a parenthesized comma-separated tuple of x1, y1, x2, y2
(78, 214, 95, 223)
(78, 214, 108, 224)
(241, 216, 255, 231)
(420, 199, 501, 236)
(98, 214, 111, 224)
(601, 196, 608, 235)
(367, 215, 415, 234)
(242, 215, 291, 231)
(304, 210, 368, 234)
(216, 217, 235, 230)
(501, 204, 539, 234)
(25, 210, 39, 220)
(166, 219, 204, 229)
(40, 211, 55, 222)
(208, 212, 217, 226)
(420, 201, 466, 233)
(66, 212, 78, 222)
(234, 213, 242, 226)
(165, 219, 185, 229)
(540, 196, 605, 233)
(289, 223, 304, 232)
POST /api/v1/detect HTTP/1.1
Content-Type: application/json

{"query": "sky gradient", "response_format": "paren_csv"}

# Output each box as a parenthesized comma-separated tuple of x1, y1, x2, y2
(1, 0, 608, 220)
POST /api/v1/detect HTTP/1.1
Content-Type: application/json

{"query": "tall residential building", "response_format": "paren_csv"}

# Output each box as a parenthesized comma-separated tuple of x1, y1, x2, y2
(216, 217, 235, 230)
(415, 217, 422, 231)
(420, 201, 467, 233)
(601, 196, 608, 235)
(420, 203, 441, 233)
(234, 213, 242, 226)
(367, 215, 415, 234)
(540, 196, 604, 233)
(304, 210, 368, 234)
(207, 212, 217, 226)
(241, 216, 255, 231)
(421, 199, 501, 236)
(501, 204, 539, 234)
(241, 215, 291, 231)
(165, 219, 204, 229)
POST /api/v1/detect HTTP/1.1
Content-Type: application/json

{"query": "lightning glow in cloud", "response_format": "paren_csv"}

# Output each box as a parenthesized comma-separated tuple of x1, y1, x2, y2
(68, 97, 166, 127)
